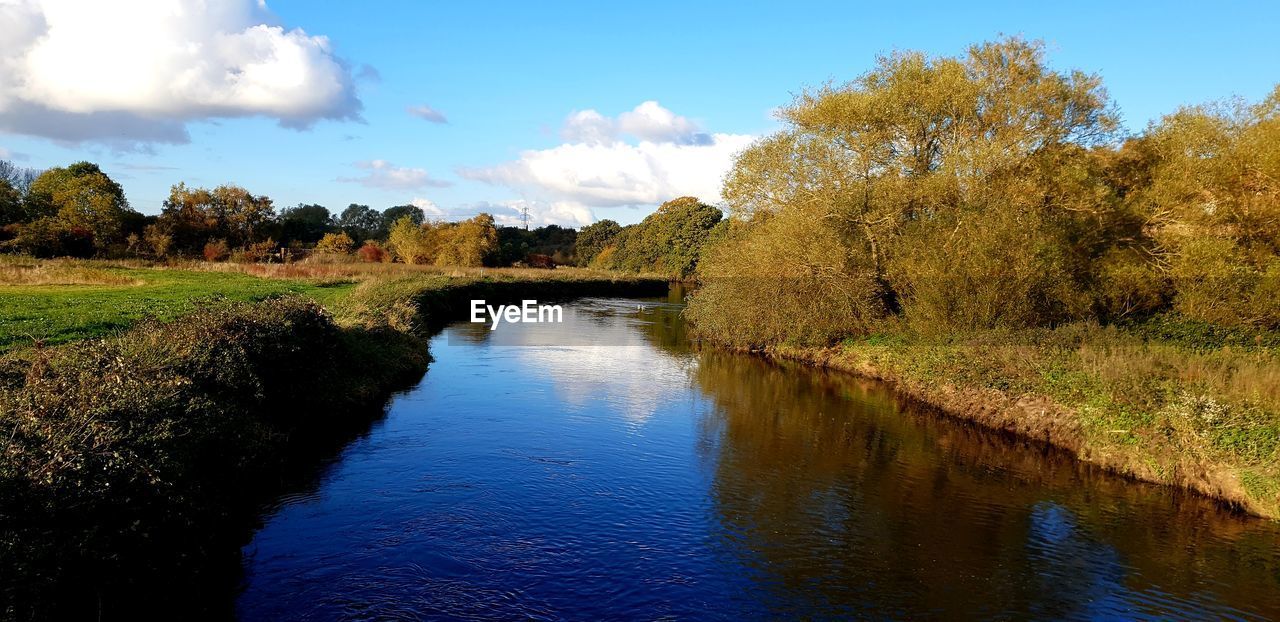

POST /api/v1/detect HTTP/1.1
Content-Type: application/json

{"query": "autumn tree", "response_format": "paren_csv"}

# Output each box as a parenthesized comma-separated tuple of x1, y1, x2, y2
(435, 214, 498, 267)
(1133, 86, 1280, 328)
(16, 162, 133, 255)
(154, 183, 275, 254)
(689, 37, 1123, 344)
(387, 215, 432, 264)
(315, 231, 355, 254)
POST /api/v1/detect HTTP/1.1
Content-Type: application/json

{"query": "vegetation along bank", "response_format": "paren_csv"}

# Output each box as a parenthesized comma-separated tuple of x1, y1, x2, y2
(685, 38, 1280, 517)
(0, 261, 665, 618)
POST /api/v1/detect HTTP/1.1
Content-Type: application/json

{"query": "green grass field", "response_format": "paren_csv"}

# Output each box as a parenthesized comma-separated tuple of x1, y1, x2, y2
(0, 261, 356, 351)
(0, 257, 661, 352)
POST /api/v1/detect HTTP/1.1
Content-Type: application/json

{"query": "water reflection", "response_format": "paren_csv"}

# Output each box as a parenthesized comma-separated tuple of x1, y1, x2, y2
(693, 340, 1279, 620)
(238, 294, 1280, 620)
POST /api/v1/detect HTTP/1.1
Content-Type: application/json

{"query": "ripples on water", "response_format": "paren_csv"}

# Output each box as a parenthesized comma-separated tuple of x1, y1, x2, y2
(238, 294, 1280, 620)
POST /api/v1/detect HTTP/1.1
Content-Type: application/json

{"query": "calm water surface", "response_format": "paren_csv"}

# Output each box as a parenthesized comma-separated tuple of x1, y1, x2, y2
(238, 294, 1280, 620)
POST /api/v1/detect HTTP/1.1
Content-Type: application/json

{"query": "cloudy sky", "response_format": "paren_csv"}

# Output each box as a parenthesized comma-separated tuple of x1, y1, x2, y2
(1, 1, 1277, 226)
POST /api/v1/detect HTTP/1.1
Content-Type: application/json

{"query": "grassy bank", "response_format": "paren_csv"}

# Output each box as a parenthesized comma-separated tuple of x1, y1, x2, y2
(0, 255, 662, 352)
(735, 320, 1280, 519)
(0, 258, 666, 618)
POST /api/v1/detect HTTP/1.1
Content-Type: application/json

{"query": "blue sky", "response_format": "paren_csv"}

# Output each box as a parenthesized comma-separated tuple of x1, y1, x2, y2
(1, 1, 1277, 226)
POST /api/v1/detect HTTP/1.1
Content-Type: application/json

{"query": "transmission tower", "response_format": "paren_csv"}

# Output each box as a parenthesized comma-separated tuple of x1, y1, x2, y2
(520, 205, 530, 230)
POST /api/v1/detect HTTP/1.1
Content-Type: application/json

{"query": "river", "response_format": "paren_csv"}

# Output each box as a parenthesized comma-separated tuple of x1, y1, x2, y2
(237, 291, 1280, 620)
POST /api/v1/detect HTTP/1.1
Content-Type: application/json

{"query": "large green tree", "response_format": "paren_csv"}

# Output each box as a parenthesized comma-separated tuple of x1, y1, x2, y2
(382, 204, 424, 229)
(599, 197, 722, 278)
(0, 178, 20, 227)
(574, 219, 621, 266)
(337, 203, 385, 242)
(277, 203, 333, 245)
(20, 162, 133, 253)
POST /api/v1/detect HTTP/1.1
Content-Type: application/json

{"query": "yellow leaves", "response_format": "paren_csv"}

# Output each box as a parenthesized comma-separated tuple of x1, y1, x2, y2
(386, 214, 497, 267)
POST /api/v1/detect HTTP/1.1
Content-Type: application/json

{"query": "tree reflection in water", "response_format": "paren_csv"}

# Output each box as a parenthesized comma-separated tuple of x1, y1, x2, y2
(690, 347, 1279, 619)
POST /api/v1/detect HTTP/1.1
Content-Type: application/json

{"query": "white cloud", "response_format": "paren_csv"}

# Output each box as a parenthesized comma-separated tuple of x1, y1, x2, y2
(499, 199, 594, 228)
(560, 101, 710, 146)
(462, 101, 753, 213)
(561, 109, 615, 145)
(617, 101, 710, 145)
(410, 197, 444, 217)
(338, 160, 450, 190)
(407, 104, 448, 124)
(0, 0, 361, 149)
(460, 135, 754, 208)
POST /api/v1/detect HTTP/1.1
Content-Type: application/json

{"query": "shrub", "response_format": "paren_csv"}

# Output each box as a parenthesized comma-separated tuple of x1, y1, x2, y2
(357, 240, 387, 263)
(315, 231, 355, 254)
(236, 238, 278, 263)
(0, 296, 427, 616)
(143, 224, 172, 258)
(8, 219, 96, 258)
(202, 238, 230, 262)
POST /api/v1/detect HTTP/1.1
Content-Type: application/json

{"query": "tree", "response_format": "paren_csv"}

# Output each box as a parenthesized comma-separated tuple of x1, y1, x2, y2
(155, 183, 275, 254)
(0, 159, 41, 227)
(597, 197, 722, 278)
(277, 203, 333, 245)
(1133, 85, 1280, 328)
(22, 162, 133, 252)
(382, 204, 424, 229)
(212, 185, 274, 247)
(435, 214, 498, 267)
(495, 224, 577, 266)
(337, 204, 385, 242)
(689, 37, 1122, 344)
(0, 178, 20, 227)
(574, 219, 621, 266)
(387, 215, 431, 264)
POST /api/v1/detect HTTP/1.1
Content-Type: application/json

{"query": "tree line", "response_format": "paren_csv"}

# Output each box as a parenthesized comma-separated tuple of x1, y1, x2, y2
(0, 159, 729, 272)
(685, 37, 1280, 345)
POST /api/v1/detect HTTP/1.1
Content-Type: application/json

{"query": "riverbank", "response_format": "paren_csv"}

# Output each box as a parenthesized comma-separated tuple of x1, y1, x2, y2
(733, 322, 1280, 519)
(0, 261, 667, 619)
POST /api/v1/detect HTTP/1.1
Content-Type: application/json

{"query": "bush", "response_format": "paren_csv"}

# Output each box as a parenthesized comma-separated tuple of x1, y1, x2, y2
(7, 219, 96, 258)
(0, 296, 426, 616)
(315, 231, 355, 254)
(238, 238, 278, 263)
(202, 238, 229, 262)
(357, 240, 388, 263)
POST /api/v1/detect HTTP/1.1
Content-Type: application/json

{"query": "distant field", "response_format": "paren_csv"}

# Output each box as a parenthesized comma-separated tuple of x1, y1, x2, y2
(0, 258, 355, 351)
(0, 257, 650, 352)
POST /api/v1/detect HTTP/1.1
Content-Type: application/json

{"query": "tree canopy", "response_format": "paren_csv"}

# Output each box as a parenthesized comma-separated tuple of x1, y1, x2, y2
(689, 38, 1280, 346)
(591, 197, 723, 278)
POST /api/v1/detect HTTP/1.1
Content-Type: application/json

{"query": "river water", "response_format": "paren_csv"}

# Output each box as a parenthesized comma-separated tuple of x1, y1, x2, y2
(237, 293, 1280, 620)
